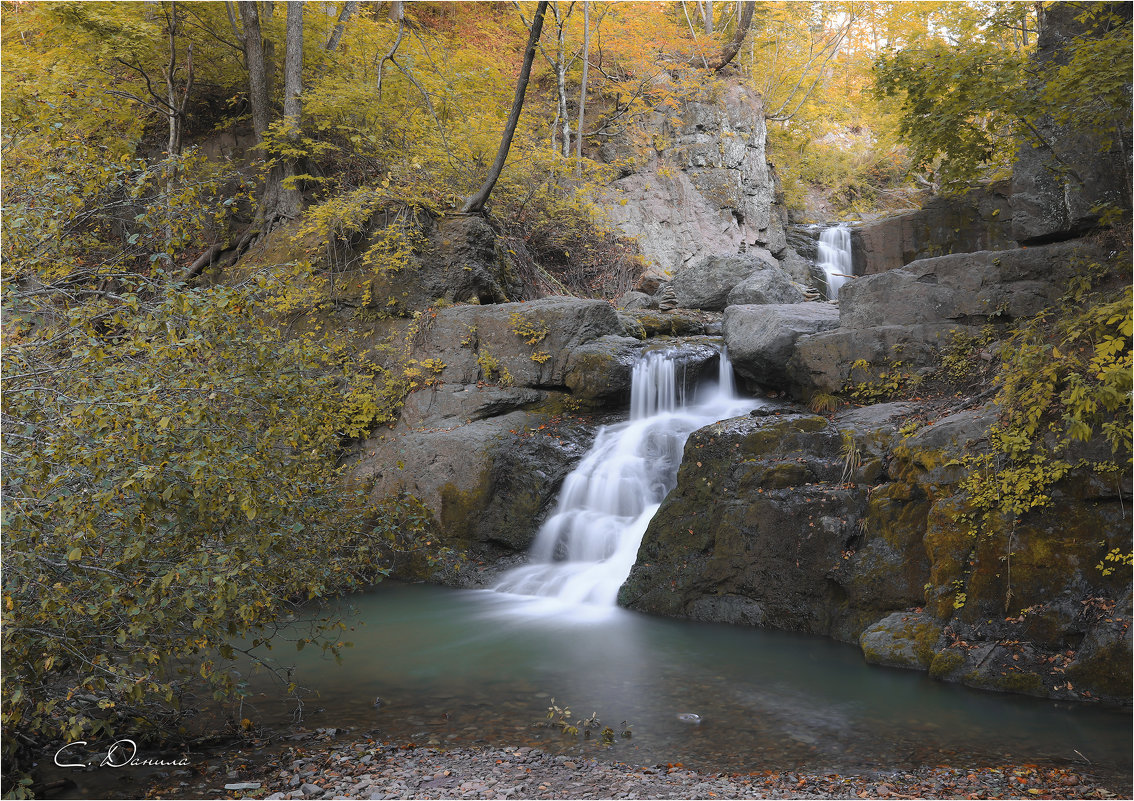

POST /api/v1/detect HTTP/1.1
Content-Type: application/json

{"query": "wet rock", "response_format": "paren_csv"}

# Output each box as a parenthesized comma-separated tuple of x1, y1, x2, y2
(351, 411, 599, 582)
(564, 336, 644, 406)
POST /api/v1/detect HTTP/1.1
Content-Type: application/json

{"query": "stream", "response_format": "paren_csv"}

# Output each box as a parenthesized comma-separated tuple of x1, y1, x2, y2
(236, 581, 1131, 786)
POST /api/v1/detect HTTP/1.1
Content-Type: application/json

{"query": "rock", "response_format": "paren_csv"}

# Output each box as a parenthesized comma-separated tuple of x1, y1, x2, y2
(839, 241, 1094, 331)
(300, 782, 324, 797)
(635, 265, 671, 295)
(616, 290, 656, 310)
(621, 308, 708, 337)
(618, 413, 871, 636)
(224, 783, 263, 791)
(850, 184, 1015, 276)
(399, 385, 546, 429)
(723, 303, 840, 391)
(776, 246, 814, 284)
(351, 410, 599, 581)
(1010, 3, 1131, 243)
(563, 336, 644, 406)
(655, 283, 679, 311)
(597, 84, 777, 277)
(725, 265, 806, 306)
(670, 250, 779, 311)
(790, 322, 975, 397)
(860, 612, 944, 670)
(351, 213, 516, 315)
(408, 297, 624, 390)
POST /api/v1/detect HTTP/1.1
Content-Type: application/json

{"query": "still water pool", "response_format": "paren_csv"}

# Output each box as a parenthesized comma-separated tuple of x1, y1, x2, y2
(240, 581, 1131, 784)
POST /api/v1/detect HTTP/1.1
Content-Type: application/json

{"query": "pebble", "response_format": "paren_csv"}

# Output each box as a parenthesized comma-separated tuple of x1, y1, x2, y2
(151, 737, 1124, 800)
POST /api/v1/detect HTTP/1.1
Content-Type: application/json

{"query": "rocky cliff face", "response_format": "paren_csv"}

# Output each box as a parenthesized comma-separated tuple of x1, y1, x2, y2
(595, 83, 806, 291)
(850, 183, 1016, 276)
(1010, 3, 1132, 244)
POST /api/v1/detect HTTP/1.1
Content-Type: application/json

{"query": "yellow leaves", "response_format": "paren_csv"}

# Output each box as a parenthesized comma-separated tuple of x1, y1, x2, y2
(66, 547, 82, 562)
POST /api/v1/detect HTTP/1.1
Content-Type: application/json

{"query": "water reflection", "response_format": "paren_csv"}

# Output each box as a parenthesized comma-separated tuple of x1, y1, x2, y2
(242, 583, 1131, 785)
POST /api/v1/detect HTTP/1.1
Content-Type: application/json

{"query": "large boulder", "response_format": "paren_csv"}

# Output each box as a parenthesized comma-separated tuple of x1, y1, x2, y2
(351, 410, 600, 581)
(670, 250, 780, 311)
(789, 239, 1102, 397)
(723, 303, 840, 391)
(850, 184, 1015, 276)
(860, 612, 944, 670)
(726, 266, 806, 306)
(618, 411, 926, 640)
(839, 241, 1093, 331)
(615, 398, 1132, 705)
(408, 297, 623, 390)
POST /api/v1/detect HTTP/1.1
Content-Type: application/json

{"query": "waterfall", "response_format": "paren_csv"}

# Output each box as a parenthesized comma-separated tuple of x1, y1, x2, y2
(817, 225, 853, 300)
(493, 348, 758, 609)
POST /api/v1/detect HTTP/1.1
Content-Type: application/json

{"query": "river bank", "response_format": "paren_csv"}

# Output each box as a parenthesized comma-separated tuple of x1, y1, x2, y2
(134, 733, 1129, 800)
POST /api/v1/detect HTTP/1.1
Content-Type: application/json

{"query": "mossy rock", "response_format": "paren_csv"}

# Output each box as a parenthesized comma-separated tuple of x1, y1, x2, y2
(860, 611, 944, 669)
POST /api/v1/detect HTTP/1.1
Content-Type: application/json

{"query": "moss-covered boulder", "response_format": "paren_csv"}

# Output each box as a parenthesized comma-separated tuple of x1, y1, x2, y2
(619, 412, 882, 637)
(860, 612, 944, 670)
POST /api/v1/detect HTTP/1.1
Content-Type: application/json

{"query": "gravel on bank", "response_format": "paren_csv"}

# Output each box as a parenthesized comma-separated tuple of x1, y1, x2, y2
(150, 735, 1129, 800)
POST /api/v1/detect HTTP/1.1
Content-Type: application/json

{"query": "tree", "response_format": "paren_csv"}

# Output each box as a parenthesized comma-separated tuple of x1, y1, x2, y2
(460, 1, 549, 214)
(237, 0, 304, 228)
(875, 2, 1131, 196)
(705, 1, 755, 71)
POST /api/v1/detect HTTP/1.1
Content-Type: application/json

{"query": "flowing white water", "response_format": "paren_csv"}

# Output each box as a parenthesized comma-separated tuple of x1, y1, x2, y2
(493, 348, 759, 609)
(817, 224, 853, 300)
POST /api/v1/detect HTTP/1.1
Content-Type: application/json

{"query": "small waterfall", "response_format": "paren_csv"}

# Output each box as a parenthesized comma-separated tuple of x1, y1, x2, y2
(816, 225, 853, 300)
(493, 348, 758, 609)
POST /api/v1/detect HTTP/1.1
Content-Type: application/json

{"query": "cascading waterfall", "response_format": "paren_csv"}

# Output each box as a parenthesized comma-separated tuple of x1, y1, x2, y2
(493, 347, 758, 609)
(816, 224, 853, 300)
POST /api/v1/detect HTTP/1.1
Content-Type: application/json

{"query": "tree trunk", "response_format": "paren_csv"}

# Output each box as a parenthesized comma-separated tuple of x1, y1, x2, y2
(325, 0, 358, 51)
(575, 0, 590, 175)
(703, 0, 713, 35)
(283, 0, 303, 128)
(556, 27, 570, 158)
(460, 1, 549, 214)
(703, 0, 755, 71)
(241, 0, 303, 227)
(238, 1, 271, 140)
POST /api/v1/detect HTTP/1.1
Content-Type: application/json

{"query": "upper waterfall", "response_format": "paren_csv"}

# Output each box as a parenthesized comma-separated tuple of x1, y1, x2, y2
(817, 225, 853, 300)
(493, 347, 759, 611)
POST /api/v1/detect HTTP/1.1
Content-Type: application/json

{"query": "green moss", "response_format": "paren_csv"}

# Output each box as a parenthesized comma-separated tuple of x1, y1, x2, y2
(438, 469, 494, 545)
(740, 415, 829, 454)
(965, 669, 1045, 696)
(625, 311, 704, 337)
(758, 462, 813, 488)
(928, 649, 966, 679)
(1067, 642, 1134, 698)
(911, 621, 942, 666)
